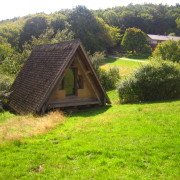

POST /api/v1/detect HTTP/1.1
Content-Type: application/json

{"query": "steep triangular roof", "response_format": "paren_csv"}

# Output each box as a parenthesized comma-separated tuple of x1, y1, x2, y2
(8, 40, 110, 114)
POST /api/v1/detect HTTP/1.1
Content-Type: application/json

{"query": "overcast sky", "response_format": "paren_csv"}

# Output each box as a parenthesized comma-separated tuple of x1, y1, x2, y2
(0, 0, 179, 21)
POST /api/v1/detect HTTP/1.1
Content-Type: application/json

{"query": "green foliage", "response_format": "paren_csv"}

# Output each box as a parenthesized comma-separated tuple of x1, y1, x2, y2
(0, 74, 13, 112)
(88, 51, 105, 71)
(121, 28, 151, 54)
(0, 28, 74, 76)
(100, 4, 180, 36)
(19, 15, 48, 48)
(103, 10, 119, 26)
(68, 6, 120, 52)
(175, 18, 180, 31)
(97, 67, 120, 90)
(0, 19, 23, 48)
(0, 42, 14, 63)
(31, 28, 74, 46)
(141, 44, 152, 55)
(88, 51, 120, 90)
(49, 13, 68, 33)
(1, 58, 21, 75)
(168, 32, 176, 36)
(126, 53, 150, 59)
(152, 40, 180, 63)
(117, 61, 180, 102)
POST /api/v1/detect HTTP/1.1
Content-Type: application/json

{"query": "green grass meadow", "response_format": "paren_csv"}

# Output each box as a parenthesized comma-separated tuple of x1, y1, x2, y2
(101, 57, 147, 77)
(0, 58, 179, 179)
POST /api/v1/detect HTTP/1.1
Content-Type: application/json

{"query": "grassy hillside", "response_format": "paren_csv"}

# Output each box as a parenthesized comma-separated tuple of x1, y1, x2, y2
(101, 57, 147, 77)
(0, 90, 180, 179)
(0, 58, 179, 179)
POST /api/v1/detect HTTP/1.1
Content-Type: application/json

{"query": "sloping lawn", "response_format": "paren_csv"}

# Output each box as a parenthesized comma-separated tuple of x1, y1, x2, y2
(0, 90, 179, 179)
(0, 111, 15, 122)
(0, 58, 179, 179)
(101, 57, 146, 76)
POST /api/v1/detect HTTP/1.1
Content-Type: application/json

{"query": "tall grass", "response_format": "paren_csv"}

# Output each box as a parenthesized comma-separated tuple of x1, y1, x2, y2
(0, 111, 64, 142)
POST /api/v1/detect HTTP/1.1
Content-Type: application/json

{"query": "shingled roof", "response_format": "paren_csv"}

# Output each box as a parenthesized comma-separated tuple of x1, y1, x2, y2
(8, 40, 110, 114)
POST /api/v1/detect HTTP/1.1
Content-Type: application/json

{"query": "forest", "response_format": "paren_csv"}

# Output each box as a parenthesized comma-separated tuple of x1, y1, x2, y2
(0, 3, 180, 57)
(0, 3, 180, 105)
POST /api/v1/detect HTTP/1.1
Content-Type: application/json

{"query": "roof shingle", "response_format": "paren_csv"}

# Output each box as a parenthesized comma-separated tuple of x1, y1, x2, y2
(8, 40, 80, 114)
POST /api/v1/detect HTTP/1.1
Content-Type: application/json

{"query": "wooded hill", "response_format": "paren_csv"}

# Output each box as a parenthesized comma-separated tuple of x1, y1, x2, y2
(0, 3, 180, 56)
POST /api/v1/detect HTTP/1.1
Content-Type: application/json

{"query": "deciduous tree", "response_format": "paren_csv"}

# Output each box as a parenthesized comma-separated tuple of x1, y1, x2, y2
(121, 28, 151, 54)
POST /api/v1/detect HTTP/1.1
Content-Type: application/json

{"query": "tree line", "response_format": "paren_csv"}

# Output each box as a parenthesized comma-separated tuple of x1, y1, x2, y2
(0, 3, 180, 110)
(0, 4, 180, 54)
(0, 4, 180, 76)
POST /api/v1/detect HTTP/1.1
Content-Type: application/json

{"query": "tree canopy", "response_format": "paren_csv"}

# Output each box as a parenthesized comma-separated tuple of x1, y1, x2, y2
(152, 40, 180, 63)
(121, 28, 151, 54)
(0, 3, 179, 74)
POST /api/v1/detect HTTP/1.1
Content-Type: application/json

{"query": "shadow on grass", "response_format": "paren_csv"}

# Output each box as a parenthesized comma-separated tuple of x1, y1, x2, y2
(101, 58, 119, 64)
(125, 54, 150, 60)
(67, 105, 112, 117)
(120, 98, 180, 105)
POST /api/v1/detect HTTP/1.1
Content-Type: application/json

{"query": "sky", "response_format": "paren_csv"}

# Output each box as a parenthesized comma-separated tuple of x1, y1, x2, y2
(0, 0, 179, 21)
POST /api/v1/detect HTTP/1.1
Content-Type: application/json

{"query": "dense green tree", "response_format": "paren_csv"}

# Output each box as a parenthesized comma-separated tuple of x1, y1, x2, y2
(0, 19, 23, 49)
(68, 6, 119, 52)
(1, 28, 74, 76)
(19, 15, 48, 48)
(0, 3, 180, 54)
(103, 10, 119, 26)
(97, 4, 180, 36)
(152, 40, 180, 63)
(0, 37, 14, 63)
(121, 28, 151, 54)
(49, 13, 68, 33)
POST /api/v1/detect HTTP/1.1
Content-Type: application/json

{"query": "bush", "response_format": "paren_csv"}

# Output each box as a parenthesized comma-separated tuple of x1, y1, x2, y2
(88, 51, 105, 71)
(141, 44, 152, 55)
(152, 40, 180, 63)
(88, 51, 120, 90)
(97, 67, 120, 90)
(117, 61, 180, 103)
(0, 74, 13, 112)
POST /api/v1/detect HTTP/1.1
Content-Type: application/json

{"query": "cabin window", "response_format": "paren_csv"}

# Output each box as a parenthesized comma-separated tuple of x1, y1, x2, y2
(77, 75, 84, 89)
(64, 68, 75, 95)
(59, 79, 64, 90)
(59, 68, 84, 94)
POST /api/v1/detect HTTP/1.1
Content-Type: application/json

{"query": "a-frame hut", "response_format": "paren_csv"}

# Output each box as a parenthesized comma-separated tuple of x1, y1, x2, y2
(8, 40, 111, 114)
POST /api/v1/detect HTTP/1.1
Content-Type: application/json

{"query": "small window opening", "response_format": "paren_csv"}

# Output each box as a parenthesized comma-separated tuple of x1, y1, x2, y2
(77, 75, 84, 89)
(59, 79, 64, 90)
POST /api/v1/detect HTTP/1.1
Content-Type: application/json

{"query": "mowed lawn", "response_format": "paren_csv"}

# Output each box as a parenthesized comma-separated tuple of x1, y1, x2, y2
(0, 58, 180, 179)
(101, 57, 147, 77)
(0, 92, 180, 179)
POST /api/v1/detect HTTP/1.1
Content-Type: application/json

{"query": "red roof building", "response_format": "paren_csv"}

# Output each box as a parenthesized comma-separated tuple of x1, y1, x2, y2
(147, 34, 180, 50)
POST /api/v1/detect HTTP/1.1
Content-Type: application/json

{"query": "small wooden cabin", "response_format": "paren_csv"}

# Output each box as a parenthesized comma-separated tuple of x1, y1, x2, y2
(8, 40, 110, 114)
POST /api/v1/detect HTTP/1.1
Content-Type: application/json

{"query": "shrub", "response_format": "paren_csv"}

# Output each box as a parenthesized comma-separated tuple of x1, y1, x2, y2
(0, 74, 13, 112)
(141, 44, 152, 55)
(88, 51, 120, 90)
(97, 67, 120, 90)
(88, 51, 105, 71)
(117, 61, 180, 103)
(152, 40, 180, 63)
